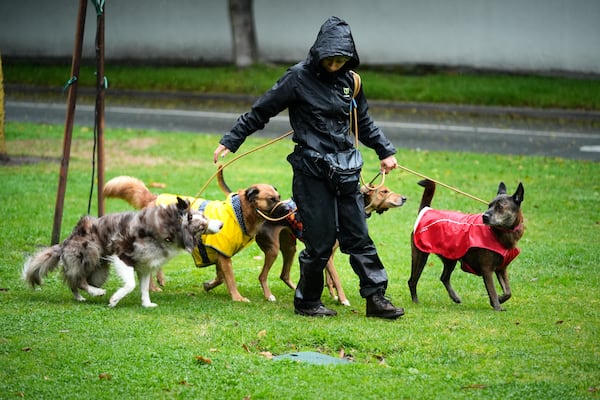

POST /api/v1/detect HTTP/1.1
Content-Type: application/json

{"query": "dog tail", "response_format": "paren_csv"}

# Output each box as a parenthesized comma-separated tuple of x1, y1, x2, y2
(22, 245, 62, 287)
(216, 165, 233, 195)
(103, 176, 156, 209)
(417, 179, 436, 212)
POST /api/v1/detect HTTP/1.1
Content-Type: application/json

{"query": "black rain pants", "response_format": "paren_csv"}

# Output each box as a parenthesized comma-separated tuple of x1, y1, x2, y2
(292, 169, 389, 308)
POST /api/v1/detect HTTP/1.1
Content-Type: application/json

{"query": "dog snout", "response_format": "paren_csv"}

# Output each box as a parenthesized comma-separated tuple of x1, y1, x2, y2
(207, 219, 224, 234)
(482, 212, 491, 224)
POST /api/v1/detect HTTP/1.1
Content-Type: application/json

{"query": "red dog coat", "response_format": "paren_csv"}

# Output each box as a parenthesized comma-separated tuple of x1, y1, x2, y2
(413, 207, 520, 275)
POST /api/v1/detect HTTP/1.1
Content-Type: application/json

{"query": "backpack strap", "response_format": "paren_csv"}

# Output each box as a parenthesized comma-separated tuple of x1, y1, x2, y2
(349, 70, 361, 144)
(350, 70, 361, 99)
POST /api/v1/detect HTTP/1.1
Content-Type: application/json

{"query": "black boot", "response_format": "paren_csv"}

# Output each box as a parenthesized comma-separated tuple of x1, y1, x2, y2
(366, 292, 404, 319)
(294, 302, 337, 317)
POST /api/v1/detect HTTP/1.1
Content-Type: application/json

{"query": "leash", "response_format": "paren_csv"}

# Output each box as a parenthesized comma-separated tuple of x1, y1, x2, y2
(396, 164, 488, 205)
(349, 71, 386, 191)
(194, 130, 294, 199)
(255, 201, 296, 222)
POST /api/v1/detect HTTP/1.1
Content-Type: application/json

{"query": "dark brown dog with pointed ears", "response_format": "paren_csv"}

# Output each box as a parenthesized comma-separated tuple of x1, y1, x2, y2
(409, 179, 524, 311)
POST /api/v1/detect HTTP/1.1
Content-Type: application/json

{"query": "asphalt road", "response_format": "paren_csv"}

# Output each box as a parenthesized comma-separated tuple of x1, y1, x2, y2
(6, 100, 600, 161)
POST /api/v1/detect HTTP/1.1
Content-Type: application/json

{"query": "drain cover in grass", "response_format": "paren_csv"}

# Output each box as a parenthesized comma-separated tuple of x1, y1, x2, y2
(273, 351, 350, 365)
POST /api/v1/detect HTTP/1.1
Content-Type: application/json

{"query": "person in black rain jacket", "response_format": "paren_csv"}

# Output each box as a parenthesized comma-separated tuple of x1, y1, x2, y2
(213, 16, 404, 319)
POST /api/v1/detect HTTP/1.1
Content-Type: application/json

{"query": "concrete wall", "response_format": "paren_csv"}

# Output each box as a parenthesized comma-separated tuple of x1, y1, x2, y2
(1, 0, 599, 74)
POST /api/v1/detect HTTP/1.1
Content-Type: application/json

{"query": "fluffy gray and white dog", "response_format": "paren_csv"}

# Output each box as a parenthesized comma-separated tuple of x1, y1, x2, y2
(23, 197, 223, 307)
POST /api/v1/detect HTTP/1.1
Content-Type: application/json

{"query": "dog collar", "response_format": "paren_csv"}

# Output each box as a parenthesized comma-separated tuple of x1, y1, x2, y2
(495, 223, 523, 233)
(230, 194, 248, 236)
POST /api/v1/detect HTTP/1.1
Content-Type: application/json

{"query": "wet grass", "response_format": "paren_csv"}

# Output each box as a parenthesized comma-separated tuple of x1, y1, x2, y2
(1, 122, 598, 399)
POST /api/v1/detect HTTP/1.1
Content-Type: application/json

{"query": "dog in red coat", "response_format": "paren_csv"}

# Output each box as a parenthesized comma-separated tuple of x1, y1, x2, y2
(408, 179, 524, 311)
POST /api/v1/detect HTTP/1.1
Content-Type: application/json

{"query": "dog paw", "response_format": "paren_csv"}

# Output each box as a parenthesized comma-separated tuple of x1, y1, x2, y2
(108, 297, 119, 308)
(88, 287, 106, 297)
(233, 296, 251, 303)
(267, 295, 276, 302)
(73, 294, 87, 302)
(340, 299, 351, 306)
(142, 302, 158, 308)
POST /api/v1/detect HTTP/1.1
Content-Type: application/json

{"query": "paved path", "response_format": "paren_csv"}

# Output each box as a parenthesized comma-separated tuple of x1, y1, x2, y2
(5, 99, 600, 161)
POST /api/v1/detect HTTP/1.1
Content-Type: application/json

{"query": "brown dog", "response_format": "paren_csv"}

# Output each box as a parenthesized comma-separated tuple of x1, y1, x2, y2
(408, 179, 524, 311)
(215, 169, 407, 305)
(103, 175, 281, 302)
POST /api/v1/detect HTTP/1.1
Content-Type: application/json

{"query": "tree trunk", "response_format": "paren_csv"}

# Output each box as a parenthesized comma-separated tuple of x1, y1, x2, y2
(0, 51, 8, 162)
(228, 0, 258, 68)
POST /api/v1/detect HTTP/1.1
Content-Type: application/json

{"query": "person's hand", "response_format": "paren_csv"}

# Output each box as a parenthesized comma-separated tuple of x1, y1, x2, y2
(213, 144, 230, 163)
(380, 155, 398, 174)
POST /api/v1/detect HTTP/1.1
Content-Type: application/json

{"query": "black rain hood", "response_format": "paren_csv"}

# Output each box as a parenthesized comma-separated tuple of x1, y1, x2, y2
(307, 16, 360, 73)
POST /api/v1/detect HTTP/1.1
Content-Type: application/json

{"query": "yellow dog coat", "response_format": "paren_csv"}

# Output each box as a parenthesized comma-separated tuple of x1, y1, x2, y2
(155, 193, 254, 267)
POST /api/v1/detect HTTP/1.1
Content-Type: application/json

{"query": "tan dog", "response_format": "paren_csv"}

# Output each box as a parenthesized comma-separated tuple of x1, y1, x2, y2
(103, 176, 281, 302)
(217, 168, 407, 305)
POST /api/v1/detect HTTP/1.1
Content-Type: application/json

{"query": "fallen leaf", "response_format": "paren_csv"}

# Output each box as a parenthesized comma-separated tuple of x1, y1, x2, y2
(21, 347, 32, 352)
(339, 348, 345, 358)
(242, 343, 250, 353)
(556, 320, 564, 325)
(209, 348, 219, 352)
(98, 373, 112, 380)
(259, 351, 273, 359)
(462, 384, 487, 390)
(179, 380, 191, 386)
(257, 329, 267, 338)
(588, 386, 599, 393)
(194, 355, 212, 365)
(149, 182, 167, 188)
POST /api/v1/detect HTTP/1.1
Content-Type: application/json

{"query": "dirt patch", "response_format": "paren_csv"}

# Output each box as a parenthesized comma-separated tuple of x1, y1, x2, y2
(0, 155, 60, 166)
(3, 136, 204, 169)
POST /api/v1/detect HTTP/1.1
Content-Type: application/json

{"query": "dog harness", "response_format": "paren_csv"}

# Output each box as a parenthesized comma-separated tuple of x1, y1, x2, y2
(155, 193, 253, 267)
(413, 207, 520, 275)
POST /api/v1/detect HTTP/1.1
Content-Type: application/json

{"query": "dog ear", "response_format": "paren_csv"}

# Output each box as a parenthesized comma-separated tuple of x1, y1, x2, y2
(245, 186, 259, 203)
(512, 182, 524, 205)
(497, 182, 507, 195)
(176, 197, 190, 215)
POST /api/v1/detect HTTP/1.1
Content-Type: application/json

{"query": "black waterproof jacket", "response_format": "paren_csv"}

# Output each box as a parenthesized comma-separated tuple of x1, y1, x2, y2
(220, 16, 396, 160)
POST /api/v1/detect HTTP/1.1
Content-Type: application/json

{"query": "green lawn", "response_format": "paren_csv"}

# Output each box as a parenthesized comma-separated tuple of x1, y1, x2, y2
(0, 122, 598, 399)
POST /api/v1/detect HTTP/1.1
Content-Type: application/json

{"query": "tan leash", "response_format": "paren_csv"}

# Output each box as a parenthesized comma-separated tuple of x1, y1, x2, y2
(350, 71, 486, 204)
(194, 130, 294, 199)
(350, 71, 386, 191)
(396, 164, 488, 205)
(195, 130, 487, 207)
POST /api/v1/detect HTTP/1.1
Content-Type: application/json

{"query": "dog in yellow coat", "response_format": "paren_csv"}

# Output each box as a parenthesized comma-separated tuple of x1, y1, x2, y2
(103, 176, 281, 302)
